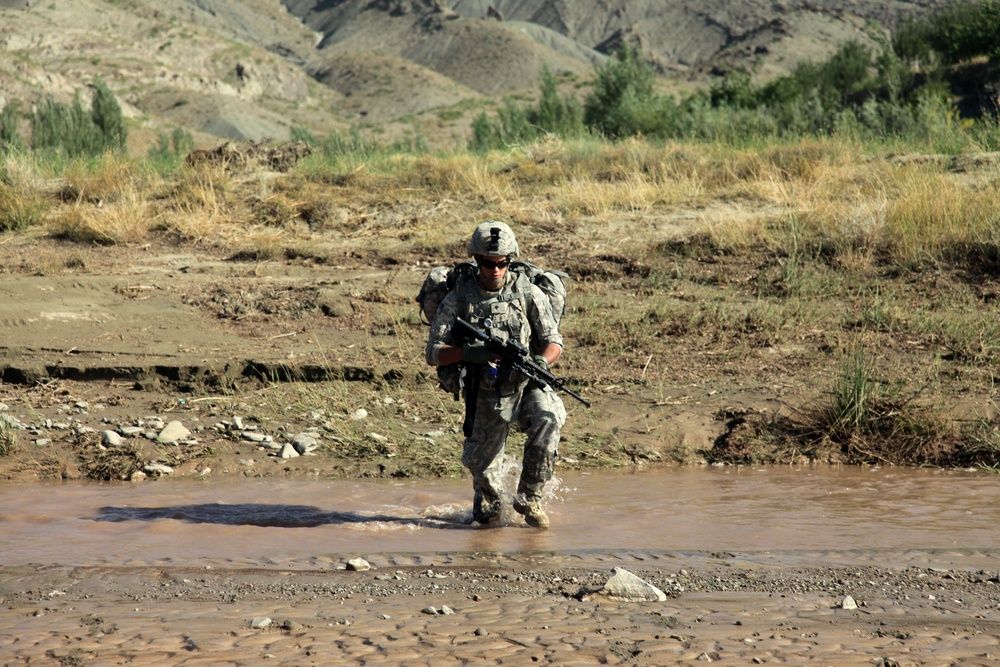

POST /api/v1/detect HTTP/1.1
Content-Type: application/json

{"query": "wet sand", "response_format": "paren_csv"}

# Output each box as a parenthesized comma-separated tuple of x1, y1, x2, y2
(3, 548, 1000, 666)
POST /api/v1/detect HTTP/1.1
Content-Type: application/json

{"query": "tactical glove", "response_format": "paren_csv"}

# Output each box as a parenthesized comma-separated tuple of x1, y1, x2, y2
(533, 355, 550, 372)
(462, 341, 494, 365)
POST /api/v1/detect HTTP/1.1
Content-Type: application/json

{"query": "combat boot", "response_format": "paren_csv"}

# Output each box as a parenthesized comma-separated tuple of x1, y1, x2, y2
(513, 495, 549, 529)
(472, 490, 501, 525)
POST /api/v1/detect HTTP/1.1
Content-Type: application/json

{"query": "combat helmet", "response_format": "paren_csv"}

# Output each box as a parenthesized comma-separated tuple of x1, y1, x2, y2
(468, 221, 519, 258)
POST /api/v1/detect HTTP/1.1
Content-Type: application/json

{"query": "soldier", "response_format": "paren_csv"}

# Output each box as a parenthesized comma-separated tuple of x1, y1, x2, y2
(426, 221, 566, 528)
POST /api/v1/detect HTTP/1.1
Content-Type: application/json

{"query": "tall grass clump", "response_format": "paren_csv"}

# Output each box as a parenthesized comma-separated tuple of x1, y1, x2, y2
(0, 414, 18, 456)
(0, 152, 49, 232)
(807, 344, 955, 465)
(51, 188, 157, 245)
(0, 102, 27, 155)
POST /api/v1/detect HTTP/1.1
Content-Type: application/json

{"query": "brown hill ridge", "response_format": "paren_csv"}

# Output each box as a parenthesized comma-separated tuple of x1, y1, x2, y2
(0, 0, 951, 150)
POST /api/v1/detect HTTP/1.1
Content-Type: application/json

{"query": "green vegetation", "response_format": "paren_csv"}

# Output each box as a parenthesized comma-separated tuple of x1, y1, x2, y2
(2, 77, 127, 159)
(895, 0, 1000, 64)
(147, 127, 195, 170)
(473, 6, 1000, 149)
(470, 66, 584, 150)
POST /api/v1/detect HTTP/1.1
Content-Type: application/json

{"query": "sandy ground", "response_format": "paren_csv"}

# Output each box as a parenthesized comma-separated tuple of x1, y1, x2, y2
(3, 550, 1000, 666)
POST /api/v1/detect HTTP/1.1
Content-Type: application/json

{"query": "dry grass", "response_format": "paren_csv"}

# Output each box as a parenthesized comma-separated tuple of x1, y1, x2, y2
(0, 414, 18, 457)
(6, 137, 996, 272)
(50, 188, 157, 245)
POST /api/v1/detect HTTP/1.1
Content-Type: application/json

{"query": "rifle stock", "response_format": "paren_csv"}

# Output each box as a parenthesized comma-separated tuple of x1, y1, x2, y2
(455, 318, 591, 408)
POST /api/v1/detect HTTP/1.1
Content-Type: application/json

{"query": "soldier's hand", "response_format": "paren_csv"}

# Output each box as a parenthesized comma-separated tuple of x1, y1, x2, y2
(462, 342, 493, 365)
(533, 355, 550, 372)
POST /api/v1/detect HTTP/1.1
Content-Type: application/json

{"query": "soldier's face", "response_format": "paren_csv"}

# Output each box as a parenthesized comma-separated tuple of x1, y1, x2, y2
(476, 254, 509, 289)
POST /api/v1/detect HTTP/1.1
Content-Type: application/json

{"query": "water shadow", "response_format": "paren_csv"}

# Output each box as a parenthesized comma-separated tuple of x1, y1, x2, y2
(92, 503, 474, 530)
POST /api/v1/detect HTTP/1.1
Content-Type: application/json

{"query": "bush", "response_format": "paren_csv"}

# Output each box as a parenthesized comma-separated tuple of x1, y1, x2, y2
(469, 66, 585, 151)
(583, 46, 664, 139)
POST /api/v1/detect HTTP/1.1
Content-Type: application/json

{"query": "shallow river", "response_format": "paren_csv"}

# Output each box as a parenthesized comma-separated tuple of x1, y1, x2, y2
(1, 465, 998, 569)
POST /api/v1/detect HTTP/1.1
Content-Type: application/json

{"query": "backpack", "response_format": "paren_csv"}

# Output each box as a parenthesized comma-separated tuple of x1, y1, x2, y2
(416, 260, 568, 327)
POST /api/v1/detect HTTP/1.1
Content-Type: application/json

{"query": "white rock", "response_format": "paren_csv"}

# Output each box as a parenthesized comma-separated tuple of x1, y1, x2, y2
(279, 443, 300, 459)
(601, 567, 667, 602)
(250, 617, 272, 629)
(841, 595, 858, 610)
(143, 463, 174, 476)
(346, 557, 371, 571)
(351, 408, 368, 420)
(101, 430, 123, 446)
(157, 421, 190, 443)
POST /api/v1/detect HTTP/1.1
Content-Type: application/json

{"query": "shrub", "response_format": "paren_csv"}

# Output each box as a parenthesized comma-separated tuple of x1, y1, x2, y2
(469, 66, 585, 150)
(31, 77, 128, 157)
(583, 46, 664, 139)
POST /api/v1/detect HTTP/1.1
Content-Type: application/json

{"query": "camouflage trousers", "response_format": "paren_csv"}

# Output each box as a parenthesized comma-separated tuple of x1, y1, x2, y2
(461, 384, 567, 505)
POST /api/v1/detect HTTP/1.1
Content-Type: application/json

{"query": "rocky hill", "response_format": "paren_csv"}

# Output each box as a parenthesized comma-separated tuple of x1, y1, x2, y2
(0, 0, 951, 151)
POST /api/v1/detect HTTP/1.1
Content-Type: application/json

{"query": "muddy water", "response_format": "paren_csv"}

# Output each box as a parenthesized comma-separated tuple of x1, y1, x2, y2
(1, 465, 997, 568)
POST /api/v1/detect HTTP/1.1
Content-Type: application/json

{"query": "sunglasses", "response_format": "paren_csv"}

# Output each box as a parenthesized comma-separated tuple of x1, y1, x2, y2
(476, 257, 510, 270)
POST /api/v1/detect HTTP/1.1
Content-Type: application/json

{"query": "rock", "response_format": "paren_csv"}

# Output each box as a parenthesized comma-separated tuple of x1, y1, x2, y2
(291, 433, 319, 454)
(143, 463, 174, 476)
(157, 421, 190, 443)
(318, 291, 352, 318)
(279, 443, 300, 459)
(351, 409, 368, 420)
(841, 595, 858, 610)
(600, 567, 667, 602)
(101, 430, 123, 446)
(346, 557, 371, 571)
(250, 616, 272, 629)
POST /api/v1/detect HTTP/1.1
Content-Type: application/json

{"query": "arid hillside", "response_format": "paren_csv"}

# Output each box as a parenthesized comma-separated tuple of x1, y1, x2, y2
(0, 0, 952, 151)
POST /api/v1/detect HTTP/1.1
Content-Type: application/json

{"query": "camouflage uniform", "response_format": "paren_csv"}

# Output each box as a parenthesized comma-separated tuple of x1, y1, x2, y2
(426, 268, 566, 520)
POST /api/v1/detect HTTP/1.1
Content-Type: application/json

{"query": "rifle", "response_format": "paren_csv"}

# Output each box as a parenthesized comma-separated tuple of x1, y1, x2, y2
(455, 318, 591, 408)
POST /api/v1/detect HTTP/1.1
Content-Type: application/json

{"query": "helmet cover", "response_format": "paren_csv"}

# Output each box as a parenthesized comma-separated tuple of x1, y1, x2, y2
(467, 221, 519, 257)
